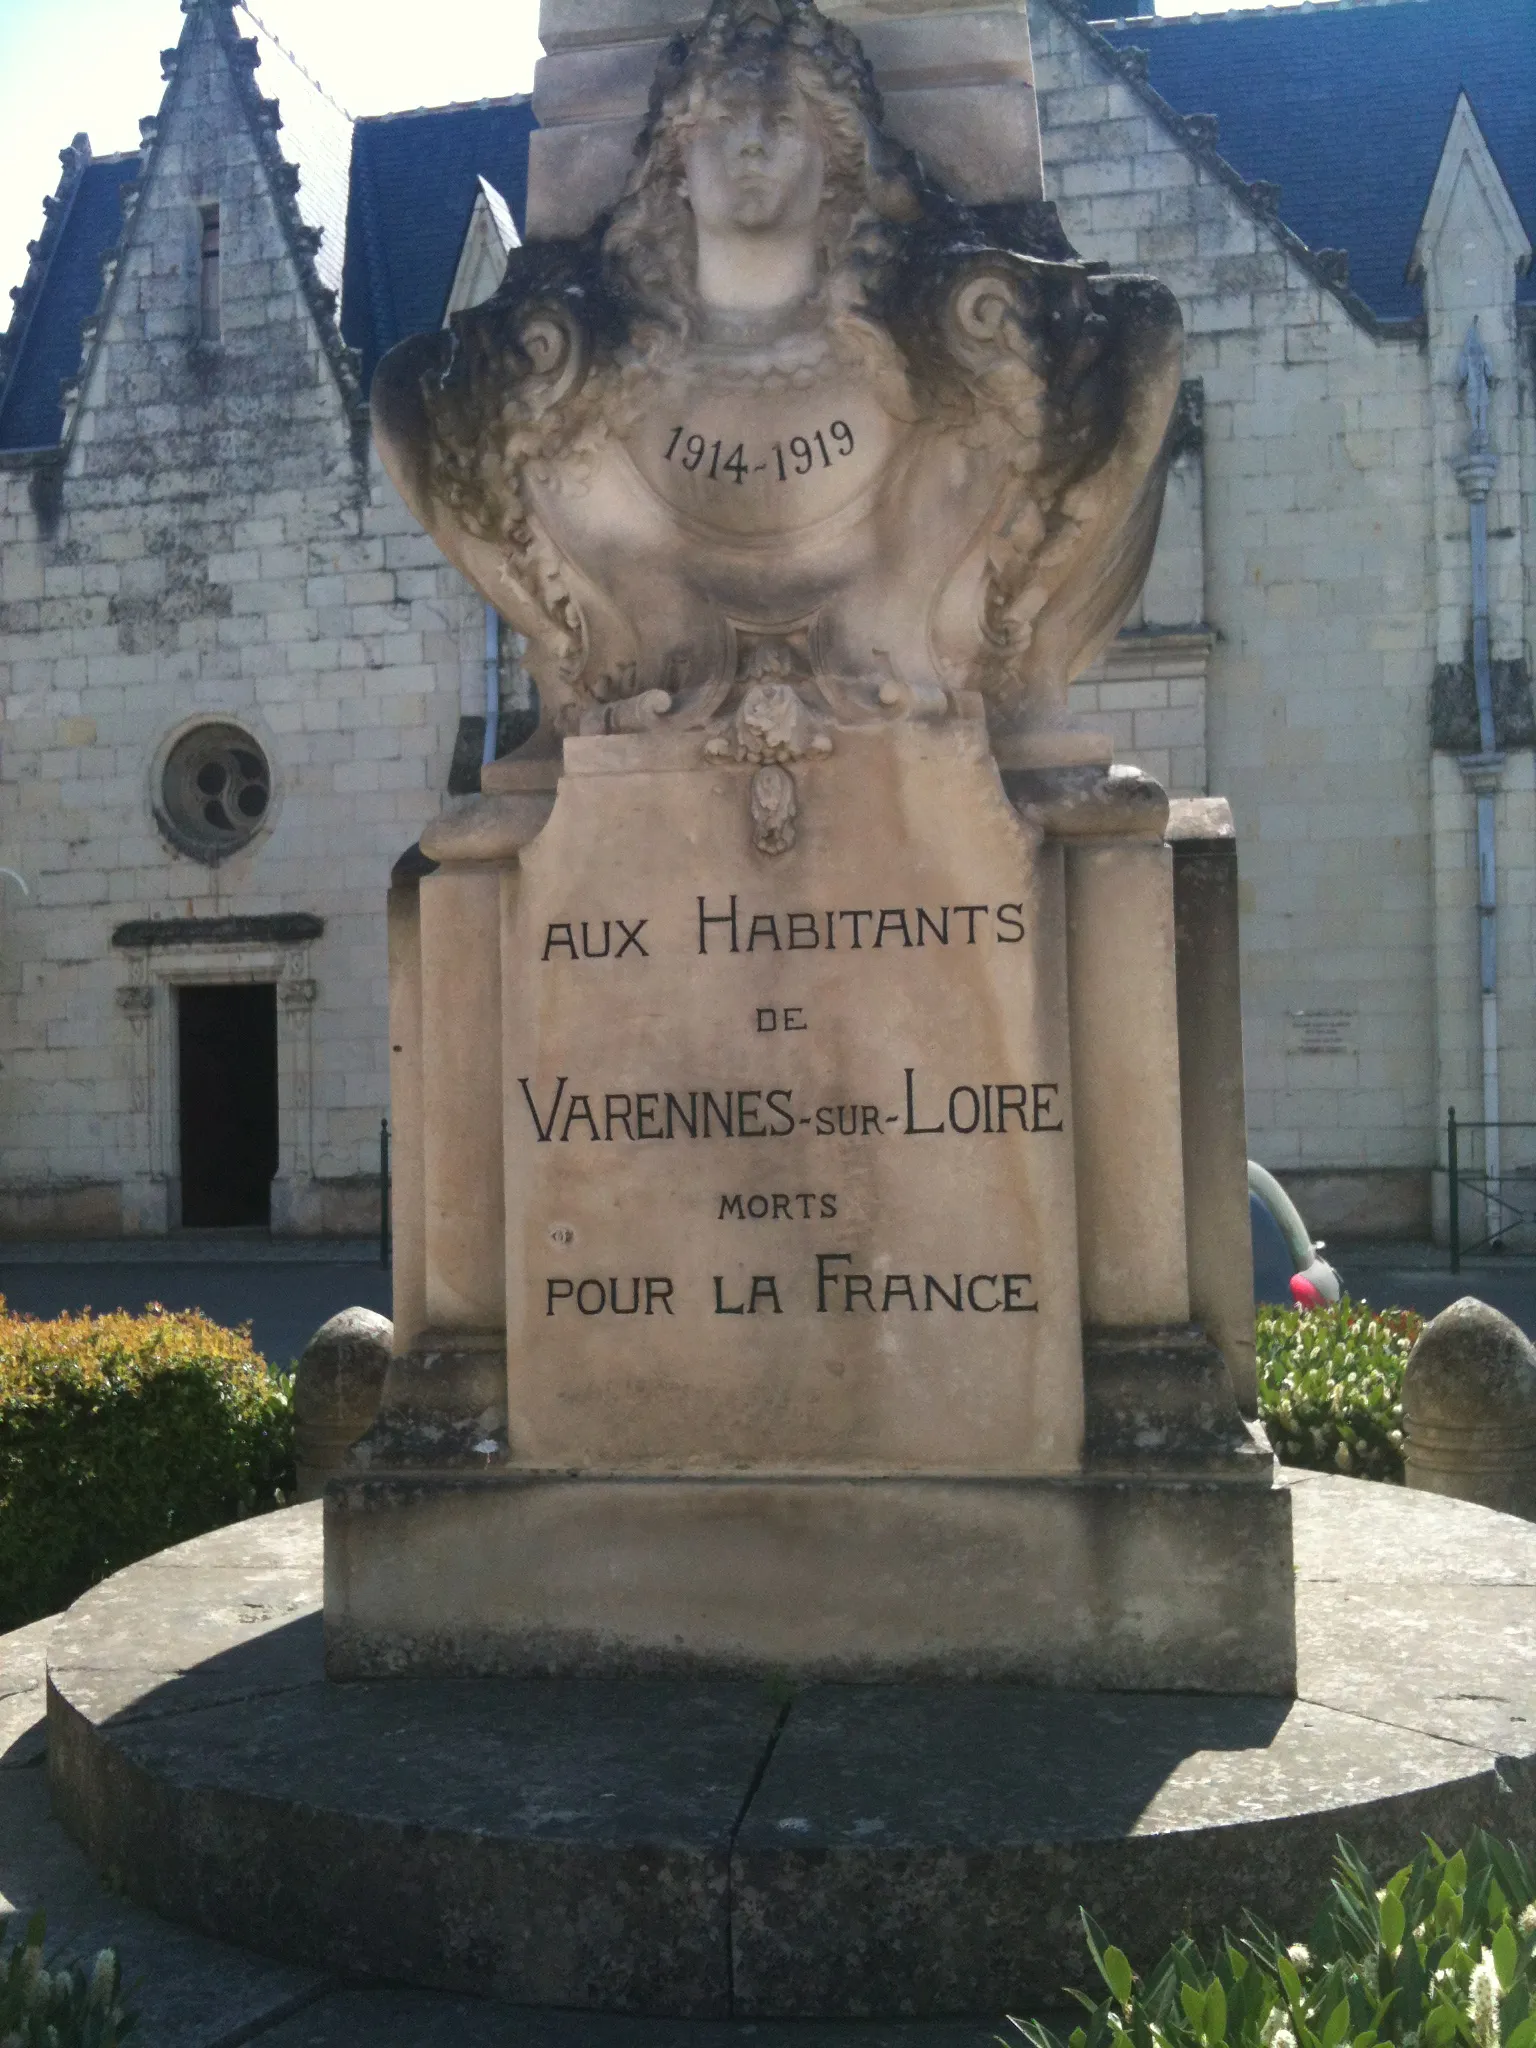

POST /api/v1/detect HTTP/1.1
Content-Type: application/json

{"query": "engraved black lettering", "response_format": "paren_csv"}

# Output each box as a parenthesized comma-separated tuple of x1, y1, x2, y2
(666, 1091, 699, 1138)
(520, 1075, 568, 1144)
(614, 918, 650, 958)
(699, 894, 740, 954)
(875, 909, 912, 949)
(748, 1195, 770, 1219)
(839, 909, 874, 948)
(816, 1252, 852, 1312)
(949, 1086, 982, 1135)
(925, 1273, 963, 1312)
(738, 1090, 766, 1137)
(577, 1279, 607, 1315)
(820, 1193, 838, 1219)
(1004, 1274, 1039, 1312)
(784, 1008, 807, 1032)
(788, 913, 820, 950)
(746, 913, 782, 952)
(543, 923, 577, 962)
(916, 906, 949, 947)
(546, 1279, 574, 1316)
(955, 904, 988, 944)
(610, 1278, 642, 1316)
(645, 1279, 675, 1316)
(714, 1276, 746, 1315)
(996, 1083, 1029, 1132)
(967, 1275, 1000, 1313)
(702, 1091, 735, 1138)
(757, 1008, 778, 1033)
(581, 920, 612, 959)
(860, 1105, 882, 1136)
(816, 1106, 836, 1136)
(767, 1088, 795, 1134)
(838, 1105, 859, 1136)
(844, 1273, 875, 1311)
(561, 1094, 601, 1143)
(997, 903, 1026, 944)
(748, 1275, 783, 1315)
(720, 1195, 746, 1220)
(635, 1092, 664, 1139)
(772, 1194, 791, 1221)
(1033, 1082, 1065, 1133)
(904, 1068, 944, 1135)
(883, 1274, 919, 1312)
(604, 1093, 634, 1142)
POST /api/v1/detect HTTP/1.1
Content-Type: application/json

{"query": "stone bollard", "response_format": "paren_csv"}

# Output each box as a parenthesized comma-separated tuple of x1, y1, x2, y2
(1403, 1296, 1536, 1520)
(293, 1307, 393, 1504)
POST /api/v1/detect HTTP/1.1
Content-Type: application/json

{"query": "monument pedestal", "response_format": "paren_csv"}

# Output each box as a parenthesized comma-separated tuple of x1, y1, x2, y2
(336, 717, 1292, 1695)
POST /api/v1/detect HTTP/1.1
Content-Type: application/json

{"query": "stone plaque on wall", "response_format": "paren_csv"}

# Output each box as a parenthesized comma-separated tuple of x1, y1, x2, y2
(503, 719, 1083, 1475)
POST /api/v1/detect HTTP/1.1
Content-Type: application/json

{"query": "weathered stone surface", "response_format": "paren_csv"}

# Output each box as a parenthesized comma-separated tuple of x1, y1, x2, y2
(0, 1614, 53, 1768)
(1405, 1296, 1536, 1519)
(324, 1471, 1294, 1690)
(294, 1307, 393, 1501)
(46, 1475, 1536, 2020)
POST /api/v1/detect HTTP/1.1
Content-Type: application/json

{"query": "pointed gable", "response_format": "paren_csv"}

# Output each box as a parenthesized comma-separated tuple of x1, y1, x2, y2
(1094, 0, 1535, 323)
(1410, 91, 1532, 299)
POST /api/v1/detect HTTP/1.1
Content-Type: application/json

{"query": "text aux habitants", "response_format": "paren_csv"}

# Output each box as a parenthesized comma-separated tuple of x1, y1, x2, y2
(541, 897, 1027, 962)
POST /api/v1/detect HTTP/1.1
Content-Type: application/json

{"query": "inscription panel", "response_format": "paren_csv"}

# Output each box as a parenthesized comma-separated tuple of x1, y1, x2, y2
(502, 722, 1084, 1477)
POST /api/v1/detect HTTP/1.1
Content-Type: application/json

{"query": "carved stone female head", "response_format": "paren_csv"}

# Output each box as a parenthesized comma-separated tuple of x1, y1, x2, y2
(604, 0, 910, 338)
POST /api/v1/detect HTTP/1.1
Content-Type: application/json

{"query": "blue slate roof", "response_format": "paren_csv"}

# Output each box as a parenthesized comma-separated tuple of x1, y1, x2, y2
(0, 154, 138, 454)
(1097, 0, 1535, 324)
(340, 97, 535, 395)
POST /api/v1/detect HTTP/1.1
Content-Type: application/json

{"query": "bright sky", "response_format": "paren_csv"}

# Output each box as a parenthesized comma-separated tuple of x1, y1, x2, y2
(0, 0, 1310, 311)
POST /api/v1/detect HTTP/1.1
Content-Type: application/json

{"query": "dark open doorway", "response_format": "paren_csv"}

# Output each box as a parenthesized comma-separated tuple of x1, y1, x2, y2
(178, 983, 279, 1229)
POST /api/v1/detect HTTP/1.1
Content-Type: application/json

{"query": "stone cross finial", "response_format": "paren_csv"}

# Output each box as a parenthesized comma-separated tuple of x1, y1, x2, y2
(1458, 317, 1493, 451)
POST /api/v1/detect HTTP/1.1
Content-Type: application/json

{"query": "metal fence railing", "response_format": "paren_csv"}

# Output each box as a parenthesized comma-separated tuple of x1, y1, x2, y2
(1446, 1108, 1536, 1272)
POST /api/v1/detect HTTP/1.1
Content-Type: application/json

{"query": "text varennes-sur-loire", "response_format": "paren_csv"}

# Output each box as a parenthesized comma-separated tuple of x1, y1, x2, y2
(517, 1072, 1065, 1144)
(541, 897, 1028, 962)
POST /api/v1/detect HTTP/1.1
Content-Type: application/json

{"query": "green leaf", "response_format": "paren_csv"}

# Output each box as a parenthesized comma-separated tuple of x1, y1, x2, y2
(1321, 1998, 1352, 2048)
(1181, 1983, 1207, 2031)
(1422, 2005, 1459, 2048)
(1204, 1978, 1228, 2044)
(1505, 2017, 1536, 2048)
(1102, 1948, 1135, 2010)
(1494, 1923, 1519, 1994)
(1379, 1891, 1406, 1953)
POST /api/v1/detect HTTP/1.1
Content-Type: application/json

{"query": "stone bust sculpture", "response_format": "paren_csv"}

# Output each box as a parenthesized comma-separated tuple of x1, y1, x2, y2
(373, 0, 1183, 763)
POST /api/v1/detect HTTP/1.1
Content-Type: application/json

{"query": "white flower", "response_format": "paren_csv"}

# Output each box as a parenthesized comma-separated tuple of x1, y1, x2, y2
(1520, 1903, 1536, 1936)
(1469, 1949, 1501, 2048)
(1287, 1944, 1312, 1969)
(88, 1949, 117, 2010)
(1262, 2008, 1297, 2048)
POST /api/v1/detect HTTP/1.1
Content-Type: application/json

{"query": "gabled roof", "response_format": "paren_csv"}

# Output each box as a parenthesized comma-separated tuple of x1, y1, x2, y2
(1095, 0, 1535, 323)
(0, 148, 138, 454)
(339, 98, 535, 396)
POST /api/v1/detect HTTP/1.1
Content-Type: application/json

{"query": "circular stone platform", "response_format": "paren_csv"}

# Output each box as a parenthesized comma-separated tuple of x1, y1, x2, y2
(45, 1472, 1536, 2024)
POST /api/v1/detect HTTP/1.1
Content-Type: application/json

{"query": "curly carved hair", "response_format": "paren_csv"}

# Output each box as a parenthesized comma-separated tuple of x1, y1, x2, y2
(602, 0, 918, 356)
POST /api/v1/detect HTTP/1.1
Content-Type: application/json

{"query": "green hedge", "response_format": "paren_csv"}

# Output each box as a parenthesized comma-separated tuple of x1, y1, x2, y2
(1012, 1831, 1536, 2048)
(1, 1914, 133, 2046)
(1257, 1297, 1421, 1484)
(0, 1299, 293, 1633)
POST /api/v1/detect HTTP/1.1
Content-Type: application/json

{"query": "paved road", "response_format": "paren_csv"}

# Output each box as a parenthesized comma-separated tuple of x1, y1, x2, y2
(0, 1241, 392, 1368)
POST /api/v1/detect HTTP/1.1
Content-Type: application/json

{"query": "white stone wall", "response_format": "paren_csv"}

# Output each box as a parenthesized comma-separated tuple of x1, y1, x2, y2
(1030, 0, 1513, 1237)
(0, 13, 474, 1234)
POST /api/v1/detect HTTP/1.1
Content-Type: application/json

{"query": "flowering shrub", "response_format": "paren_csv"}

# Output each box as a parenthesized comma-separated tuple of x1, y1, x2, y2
(1, 1913, 133, 2046)
(0, 1299, 293, 1632)
(1010, 1831, 1536, 2048)
(1256, 1297, 1420, 1483)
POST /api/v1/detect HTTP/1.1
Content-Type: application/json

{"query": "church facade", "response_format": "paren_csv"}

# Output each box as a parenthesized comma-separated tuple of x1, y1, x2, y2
(0, 0, 1530, 1243)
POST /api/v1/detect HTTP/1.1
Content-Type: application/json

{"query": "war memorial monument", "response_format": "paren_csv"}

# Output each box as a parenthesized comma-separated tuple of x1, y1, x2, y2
(42, 0, 1536, 2022)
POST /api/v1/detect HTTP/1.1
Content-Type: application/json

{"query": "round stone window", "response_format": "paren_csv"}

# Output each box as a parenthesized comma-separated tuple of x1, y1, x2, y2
(157, 723, 272, 863)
